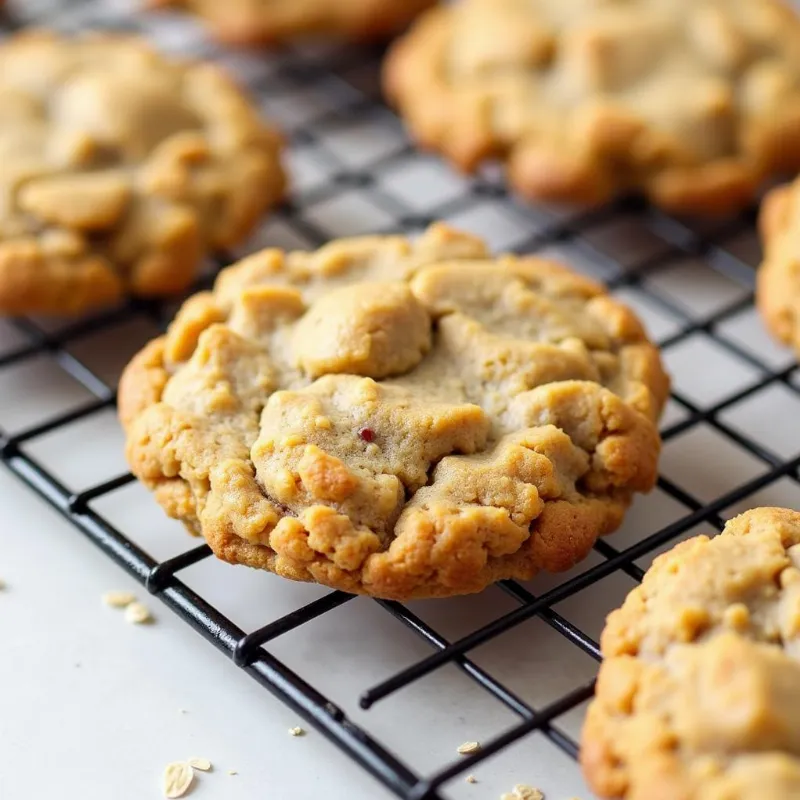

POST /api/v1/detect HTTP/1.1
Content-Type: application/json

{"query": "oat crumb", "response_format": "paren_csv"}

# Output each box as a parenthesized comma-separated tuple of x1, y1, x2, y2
(227, 770, 238, 776)
(0, 578, 6, 591)
(289, 726, 306, 737)
(102, 590, 136, 608)
(513, 785, 544, 800)
(465, 774, 477, 784)
(457, 741, 481, 755)
(124, 601, 153, 624)
(188, 757, 212, 771)
(163, 761, 194, 798)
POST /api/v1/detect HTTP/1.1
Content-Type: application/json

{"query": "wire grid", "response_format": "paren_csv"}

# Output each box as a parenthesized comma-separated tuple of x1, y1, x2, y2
(1, 1, 799, 798)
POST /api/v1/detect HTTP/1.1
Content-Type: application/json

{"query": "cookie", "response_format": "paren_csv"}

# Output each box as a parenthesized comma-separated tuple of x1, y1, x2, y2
(149, 0, 436, 44)
(385, 0, 800, 215)
(0, 32, 285, 316)
(757, 178, 800, 354)
(120, 223, 669, 600)
(582, 507, 800, 800)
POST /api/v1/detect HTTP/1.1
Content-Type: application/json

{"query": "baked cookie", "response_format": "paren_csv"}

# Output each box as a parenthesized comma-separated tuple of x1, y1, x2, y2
(149, 0, 436, 44)
(0, 32, 285, 316)
(582, 507, 800, 800)
(385, 0, 800, 215)
(757, 177, 800, 354)
(120, 223, 669, 600)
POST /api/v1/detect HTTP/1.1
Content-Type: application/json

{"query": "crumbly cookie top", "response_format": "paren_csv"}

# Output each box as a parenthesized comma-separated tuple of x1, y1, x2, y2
(582, 507, 800, 800)
(757, 178, 800, 354)
(385, 0, 800, 214)
(151, 0, 436, 43)
(0, 32, 285, 315)
(121, 224, 668, 599)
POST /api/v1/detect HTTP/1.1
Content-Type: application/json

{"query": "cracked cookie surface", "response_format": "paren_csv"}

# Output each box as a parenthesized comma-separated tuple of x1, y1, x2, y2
(385, 0, 800, 215)
(0, 31, 285, 315)
(757, 178, 800, 355)
(149, 0, 436, 44)
(120, 223, 668, 600)
(582, 507, 800, 800)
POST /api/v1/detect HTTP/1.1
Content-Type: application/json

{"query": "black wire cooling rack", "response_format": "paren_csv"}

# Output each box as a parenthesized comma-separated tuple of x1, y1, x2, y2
(3, 2, 800, 798)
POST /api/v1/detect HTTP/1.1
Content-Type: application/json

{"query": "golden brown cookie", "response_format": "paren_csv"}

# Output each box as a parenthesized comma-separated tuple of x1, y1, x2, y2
(582, 507, 800, 800)
(0, 31, 285, 316)
(757, 178, 800, 354)
(120, 223, 669, 600)
(149, 0, 436, 44)
(385, 0, 800, 215)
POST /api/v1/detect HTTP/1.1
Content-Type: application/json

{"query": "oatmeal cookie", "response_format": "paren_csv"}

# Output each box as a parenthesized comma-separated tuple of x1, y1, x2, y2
(757, 178, 800, 354)
(385, 0, 800, 215)
(120, 223, 669, 600)
(0, 31, 285, 316)
(149, 0, 436, 44)
(582, 507, 800, 800)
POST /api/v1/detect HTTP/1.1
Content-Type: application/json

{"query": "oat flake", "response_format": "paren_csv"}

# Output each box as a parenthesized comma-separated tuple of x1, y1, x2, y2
(102, 590, 136, 608)
(457, 741, 481, 755)
(163, 761, 194, 798)
(513, 785, 544, 800)
(188, 757, 211, 771)
(124, 601, 152, 624)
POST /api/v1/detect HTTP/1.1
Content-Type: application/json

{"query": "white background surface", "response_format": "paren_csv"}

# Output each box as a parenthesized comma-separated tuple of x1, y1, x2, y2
(4, 1, 800, 799)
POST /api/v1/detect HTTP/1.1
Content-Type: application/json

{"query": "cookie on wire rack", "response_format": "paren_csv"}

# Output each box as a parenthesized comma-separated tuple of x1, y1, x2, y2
(0, 31, 285, 316)
(384, 0, 800, 215)
(148, 0, 436, 44)
(582, 507, 800, 800)
(757, 176, 800, 355)
(119, 223, 669, 600)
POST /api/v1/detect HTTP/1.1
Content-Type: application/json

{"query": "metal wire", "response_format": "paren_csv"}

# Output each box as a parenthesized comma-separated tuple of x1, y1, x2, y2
(2, 2, 798, 798)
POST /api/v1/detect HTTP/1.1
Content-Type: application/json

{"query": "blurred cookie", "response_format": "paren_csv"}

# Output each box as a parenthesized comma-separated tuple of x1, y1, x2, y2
(385, 0, 800, 214)
(120, 223, 668, 600)
(150, 0, 436, 44)
(0, 32, 285, 315)
(757, 178, 800, 354)
(582, 507, 800, 799)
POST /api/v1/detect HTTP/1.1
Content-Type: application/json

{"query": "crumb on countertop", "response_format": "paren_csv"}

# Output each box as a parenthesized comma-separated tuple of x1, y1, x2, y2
(101, 590, 136, 608)
(163, 762, 193, 798)
(501, 785, 544, 800)
(124, 601, 153, 624)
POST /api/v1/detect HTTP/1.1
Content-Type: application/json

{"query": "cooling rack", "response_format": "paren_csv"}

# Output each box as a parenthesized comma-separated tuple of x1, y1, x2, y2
(3, 1, 800, 798)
